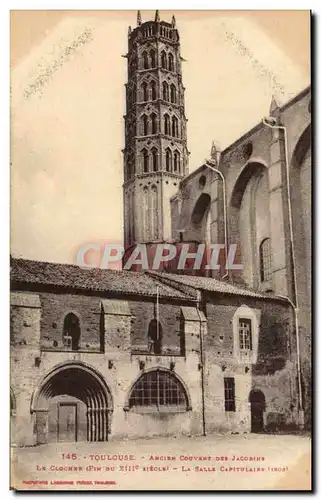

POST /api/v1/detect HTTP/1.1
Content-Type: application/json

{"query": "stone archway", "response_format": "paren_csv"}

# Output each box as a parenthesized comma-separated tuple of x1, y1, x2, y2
(32, 362, 112, 444)
(249, 389, 266, 433)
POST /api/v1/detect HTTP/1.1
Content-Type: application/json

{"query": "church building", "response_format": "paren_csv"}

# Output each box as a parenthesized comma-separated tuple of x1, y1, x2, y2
(10, 11, 311, 446)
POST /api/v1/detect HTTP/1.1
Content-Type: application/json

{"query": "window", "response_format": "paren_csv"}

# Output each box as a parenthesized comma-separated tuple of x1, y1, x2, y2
(259, 238, 272, 282)
(164, 114, 170, 135)
(150, 81, 157, 100)
(161, 51, 167, 69)
(147, 319, 162, 354)
(166, 148, 172, 172)
(128, 370, 188, 410)
(142, 149, 149, 173)
(151, 113, 157, 134)
(173, 151, 180, 173)
(239, 318, 252, 351)
(224, 377, 236, 412)
(63, 313, 80, 351)
(172, 116, 179, 137)
(170, 84, 177, 103)
(151, 148, 158, 172)
(150, 49, 156, 68)
(141, 81, 148, 101)
(142, 114, 148, 135)
(163, 81, 169, 101)
(168, 53, 174, 71)
(142, 51, 149, 69)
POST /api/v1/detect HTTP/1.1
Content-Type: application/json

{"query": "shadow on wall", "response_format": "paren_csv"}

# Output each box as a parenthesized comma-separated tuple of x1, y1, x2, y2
(252, 313, 288, 375)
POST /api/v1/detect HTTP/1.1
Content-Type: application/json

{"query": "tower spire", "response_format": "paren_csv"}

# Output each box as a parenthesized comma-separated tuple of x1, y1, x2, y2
(171, 15, 176, 28)
(137, 10, 142, 26)
(155, 10, 160, 22)
(269, 95, 280, 116)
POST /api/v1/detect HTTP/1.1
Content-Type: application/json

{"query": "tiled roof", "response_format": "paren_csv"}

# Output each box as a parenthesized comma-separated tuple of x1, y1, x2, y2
(149, 272, 285, 301)
(10, 258, 193, 300)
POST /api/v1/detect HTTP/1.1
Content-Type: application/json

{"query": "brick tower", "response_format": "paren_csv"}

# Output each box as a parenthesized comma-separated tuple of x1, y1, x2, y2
(123, 10, 189, 254)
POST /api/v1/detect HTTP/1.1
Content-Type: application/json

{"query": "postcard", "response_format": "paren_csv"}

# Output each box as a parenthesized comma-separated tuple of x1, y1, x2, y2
(10, 9, 311, 491)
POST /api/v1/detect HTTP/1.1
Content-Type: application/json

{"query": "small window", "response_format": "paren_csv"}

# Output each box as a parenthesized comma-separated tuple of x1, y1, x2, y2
(151, 148, 158, 172)
(151, 113, 157, 134)
(129, 370, 188, 409)
(141, 81, 148, 101)
(224, 377, 236, 412)
(170, 84, 177, 103)
(142, 149, 149, 173)
(142, 51, 149, 69)
(259, 238, 272, 282)
(63, 313, 80, 351)
(239, 318, 252, 351)
(161, 51, 167, 70)
(150, 81, 157, 100)
(166, 148, 172, 172)
(168, 53, 174, 72)
(164, 114, 170, 135)
(150, 49, 156, 68)
(163, 81, 169, 101)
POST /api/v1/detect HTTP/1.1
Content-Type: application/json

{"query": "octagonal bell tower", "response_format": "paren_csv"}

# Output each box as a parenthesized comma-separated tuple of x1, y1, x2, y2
(123, 10, 189, 252)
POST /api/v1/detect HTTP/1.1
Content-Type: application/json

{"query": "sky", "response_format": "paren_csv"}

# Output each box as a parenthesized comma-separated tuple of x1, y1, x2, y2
(10, 10, 310, 265)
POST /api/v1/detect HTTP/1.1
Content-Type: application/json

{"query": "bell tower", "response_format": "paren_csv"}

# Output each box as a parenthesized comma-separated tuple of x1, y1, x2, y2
(123, 10, 189, 252)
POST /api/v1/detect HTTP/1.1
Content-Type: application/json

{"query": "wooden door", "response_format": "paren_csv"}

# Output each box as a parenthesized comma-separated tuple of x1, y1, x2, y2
(58, 403, 77, 442)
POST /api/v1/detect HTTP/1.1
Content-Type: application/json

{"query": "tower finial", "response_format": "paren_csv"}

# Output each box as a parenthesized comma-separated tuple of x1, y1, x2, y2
(211, 141, 217, 160)
(210, 141, 221, 165)
(137, 10, 142, 26)
(171, 15, 176, 28)
(128, 26, 132, 36)
(155, 10, 160, 22)
(269, 95, 280, 116)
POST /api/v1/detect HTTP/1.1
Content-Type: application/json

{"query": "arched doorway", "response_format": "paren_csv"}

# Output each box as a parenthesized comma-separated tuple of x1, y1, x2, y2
(32, 363, 112, 444)
(249, 389, 265, 433)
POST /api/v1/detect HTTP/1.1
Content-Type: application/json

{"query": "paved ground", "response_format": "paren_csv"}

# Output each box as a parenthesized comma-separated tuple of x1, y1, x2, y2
(11, 433, 311, 491)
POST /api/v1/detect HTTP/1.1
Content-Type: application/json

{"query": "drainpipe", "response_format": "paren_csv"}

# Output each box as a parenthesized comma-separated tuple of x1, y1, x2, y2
(275, 295, 304, 429)
(204, 160, 228, 280)
(196, 295, 206, 436)
(262, 116, 304, 428)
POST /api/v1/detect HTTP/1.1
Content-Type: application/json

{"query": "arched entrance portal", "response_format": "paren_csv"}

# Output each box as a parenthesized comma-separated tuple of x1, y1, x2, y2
(32, 363, 112, 444)
(249, 389, 265, 433)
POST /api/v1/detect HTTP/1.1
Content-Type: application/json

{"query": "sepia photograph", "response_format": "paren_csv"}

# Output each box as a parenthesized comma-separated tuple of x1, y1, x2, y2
(10, 9, 311, 491)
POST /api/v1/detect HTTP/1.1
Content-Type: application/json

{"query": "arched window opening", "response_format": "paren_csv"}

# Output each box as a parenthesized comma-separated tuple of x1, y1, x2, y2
(142, 114, 148, 135)
(151, 113, 157, 134)
(163, 81, 169, 101)
(172, 116, 179, 137)
(148, 319, 162, 354)
(63, 313, 80, 351)
(161, 51, 167, 70)
(142, 51, 149, 69)
(150, 81, 157, 100)
(141, 81, 148, 101)
(142, 149, 149, 173)
(128, 370, 188, 410)
(259, 238, 272, 282)
(166, 149, 172, 172)
(150, 49, 156, 68)
(170, 84, 177, 103)
(164, 114, 170, 135)
(151, 148, 158, 172)
(168, 53, 174, 71)
(173, 151, 180, 173)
